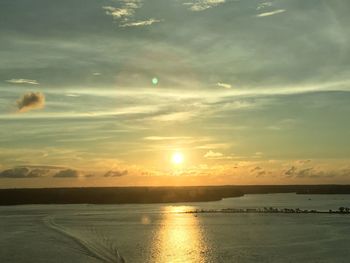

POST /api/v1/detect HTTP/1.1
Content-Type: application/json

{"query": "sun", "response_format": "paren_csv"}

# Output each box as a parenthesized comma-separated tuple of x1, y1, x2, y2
(172, 152, 184, 165)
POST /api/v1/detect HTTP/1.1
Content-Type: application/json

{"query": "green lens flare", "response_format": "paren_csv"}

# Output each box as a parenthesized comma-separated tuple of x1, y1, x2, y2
(152, 77, 158, 85)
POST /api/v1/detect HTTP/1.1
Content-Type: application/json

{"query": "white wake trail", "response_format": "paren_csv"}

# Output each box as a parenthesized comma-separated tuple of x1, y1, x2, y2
(43, 215, 126, 263)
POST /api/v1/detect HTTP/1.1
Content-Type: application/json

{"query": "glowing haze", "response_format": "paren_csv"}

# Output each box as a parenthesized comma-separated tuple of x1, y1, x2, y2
(1, 0, 350, 188)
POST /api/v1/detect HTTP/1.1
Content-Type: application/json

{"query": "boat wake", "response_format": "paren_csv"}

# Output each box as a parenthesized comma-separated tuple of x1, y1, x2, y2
(43, 215, 126, 263)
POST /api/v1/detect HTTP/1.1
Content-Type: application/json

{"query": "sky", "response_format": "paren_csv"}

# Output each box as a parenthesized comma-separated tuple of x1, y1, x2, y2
(0, 0, 350, 188)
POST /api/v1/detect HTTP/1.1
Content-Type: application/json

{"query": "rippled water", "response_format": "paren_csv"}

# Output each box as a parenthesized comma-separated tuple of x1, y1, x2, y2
(1, 193, 350, 262)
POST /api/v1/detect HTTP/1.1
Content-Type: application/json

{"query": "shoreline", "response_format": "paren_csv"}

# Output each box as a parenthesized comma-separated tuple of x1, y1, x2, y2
(186, 207, 350, 215)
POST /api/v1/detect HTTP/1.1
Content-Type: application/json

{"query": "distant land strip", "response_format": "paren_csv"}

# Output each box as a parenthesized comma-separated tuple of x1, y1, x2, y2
(1, 185, 350, 205)
(186, 207, 350, 215)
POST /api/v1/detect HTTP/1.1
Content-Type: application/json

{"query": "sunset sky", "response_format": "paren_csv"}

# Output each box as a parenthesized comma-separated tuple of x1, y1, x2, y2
(1, 0, 350, 187)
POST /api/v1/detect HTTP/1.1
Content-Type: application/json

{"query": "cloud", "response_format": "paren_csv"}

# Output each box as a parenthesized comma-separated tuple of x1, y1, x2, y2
(120, 19, 161, 27)
(6, 79, 39, 85)
(0, 167, 29, 178)
(284, 166, 297, 176)
(296, 168, 314, 178)
(27, 169, 50, 177)
(54, 169, 81, 178)
(18, 165, 66, 170)
(103, 1, 160, 27)
(256, 2, 273, 10)
(0, 165, 89, 179)
(102, 6, 135, 19)
(257, 170, 266, 177)
(297, 159, 312, 165)
(282, 166, 348, 179)
(266, 118, 297, 131)
(16, 92, 45, 112)
(0, 167, 46, 178)
(204, 150, 224, 159)
(203, 150, 238, 160)
(251, 166, 263, 172)
(102, 0, 141, 20)
(257, 9, 286, 17)
(104, 170, 128, 177)
(250, 166, 266, 177)
(65, 93, 80, 97)
(196, 143, 231, 150)
(143, 136, 192, 141)
(151, 111, 195, 122)
(217, 82, 232, 89)
(185, 0, 225, 11)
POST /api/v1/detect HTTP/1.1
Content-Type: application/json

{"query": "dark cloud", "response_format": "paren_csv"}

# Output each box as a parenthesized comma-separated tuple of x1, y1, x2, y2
(18, 165, 66, 170)
(16, 92, 45, 112)
(54, 169, 80, 178)
(283, 166, 350, 179)
(0, 167, 46, 178)
(27, 169, 49, 177)
(297, 160, 312, 165)
(0, 167, 29, 178)
(0, 166, 90, 179)
(296, 168, 314, 178)
(284, 166, 297, 177)
(250, 166, 266, 177)
(251, 166, 263, 172)
(104, 170, 128, 177)
(284, 166, 314, 178)
(257, 171, 266, 177)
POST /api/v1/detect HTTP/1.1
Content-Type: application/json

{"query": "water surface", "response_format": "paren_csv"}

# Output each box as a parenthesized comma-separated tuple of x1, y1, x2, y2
(1, 194, 350, 262)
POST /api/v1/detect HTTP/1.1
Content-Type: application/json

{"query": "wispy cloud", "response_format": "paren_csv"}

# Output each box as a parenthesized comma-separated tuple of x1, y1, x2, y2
(65, 93, 80, 97)
(250, 166, 266, 177)
(103, 1, 160, 27)
(151, 111, 195, 122)
(6, 79, 39, 85)
(144, 136, 192, 141)
(203, 150, 238, 160)
(16, 92, 45, 113)
(257, 9, 286, 17)
(196, 143, 231, 150)
(185, 0, 225, 12)
(102, 0, 141, 20)
(204, 150, 224, 159)
(265, 118, 297, 131)
(53, 169, 81, 178)
(256, 1, 273, 10)
(104, 170, 128, 177)
(18, 165, 66, 170)
(217, 82, 232, 89)
(120, 18, 161, 27)
(282, 165, 349, 179)
(297, 159, 312, 165)
(103, 6, 135, 19)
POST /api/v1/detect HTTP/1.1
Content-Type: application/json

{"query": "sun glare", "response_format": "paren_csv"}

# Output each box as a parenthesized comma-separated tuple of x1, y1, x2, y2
(172, 152, 184, 165)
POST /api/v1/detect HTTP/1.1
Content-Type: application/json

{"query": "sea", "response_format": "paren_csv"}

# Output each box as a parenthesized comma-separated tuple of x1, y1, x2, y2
(1, 193, 350, 263)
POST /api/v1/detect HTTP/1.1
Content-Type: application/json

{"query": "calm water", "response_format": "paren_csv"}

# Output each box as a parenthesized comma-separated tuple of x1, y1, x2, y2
(1, 193, 350, 262)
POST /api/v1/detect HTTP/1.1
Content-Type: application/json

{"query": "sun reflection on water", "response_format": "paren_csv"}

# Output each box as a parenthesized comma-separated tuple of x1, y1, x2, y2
(152, 206, 209, 263)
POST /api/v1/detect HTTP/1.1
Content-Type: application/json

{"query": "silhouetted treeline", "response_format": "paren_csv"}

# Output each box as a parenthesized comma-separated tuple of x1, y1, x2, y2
(187, 206, 350, 214)
(1, 185, 350, 205)
(0, 186, 242, 205)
